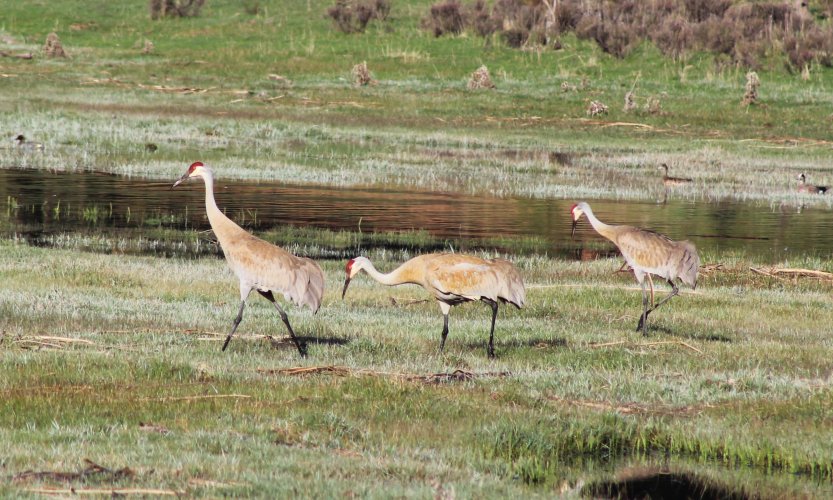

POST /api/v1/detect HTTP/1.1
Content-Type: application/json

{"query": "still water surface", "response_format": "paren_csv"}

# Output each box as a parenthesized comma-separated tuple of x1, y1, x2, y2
(2, 168, 831, 261)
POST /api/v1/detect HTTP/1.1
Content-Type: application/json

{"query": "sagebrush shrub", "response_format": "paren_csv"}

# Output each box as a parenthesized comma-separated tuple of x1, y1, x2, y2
(423, 1, 465, 37)
(327, 0, 390, 34)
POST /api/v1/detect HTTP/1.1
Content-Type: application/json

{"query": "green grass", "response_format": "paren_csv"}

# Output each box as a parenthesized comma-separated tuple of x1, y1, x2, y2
(1, 240, 832, 496)
(1, 1, 833, 208)
(2, 0, 833, 496)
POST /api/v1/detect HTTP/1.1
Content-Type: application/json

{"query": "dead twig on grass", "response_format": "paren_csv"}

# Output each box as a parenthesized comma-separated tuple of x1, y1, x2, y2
(138, 394, 251, 403)
(138, 422, 170, 434)
(13, 335, 96, 350)
(750, 267, 833, 281)
(26, 487, 183, 496)
(389, 296, 430, 307)
(258, 366, 510, 384)
(589, 340, 703, 354)
(13, 459, 133, 483)
(547, 394, 717, 417)
(0, 51, 33, 59)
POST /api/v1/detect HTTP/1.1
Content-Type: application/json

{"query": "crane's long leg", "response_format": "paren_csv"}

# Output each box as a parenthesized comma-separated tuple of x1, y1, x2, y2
(438, 302, 451, 353)
(482, 298, 499, 358)
(637, 280, 650, 336)
(222, 300, 246, 351)
(636, 280, 680, 334)
(259, 290, 308, 357)
(621, 264, 654, 307)
(439, 314, 449, 351)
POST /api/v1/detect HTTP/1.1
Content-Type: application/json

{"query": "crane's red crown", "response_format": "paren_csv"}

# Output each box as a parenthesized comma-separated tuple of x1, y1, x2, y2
(569, 203, 578, 214)
(188, 161, 204, 173)
(345, 258, 355, 274)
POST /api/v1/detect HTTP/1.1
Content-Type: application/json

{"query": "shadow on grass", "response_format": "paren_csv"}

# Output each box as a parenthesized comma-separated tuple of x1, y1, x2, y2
(262, 335, 351, 352)
(647, 323, 733, 343)
(460, 336, 568, 352)
(582, 467, 748, 500)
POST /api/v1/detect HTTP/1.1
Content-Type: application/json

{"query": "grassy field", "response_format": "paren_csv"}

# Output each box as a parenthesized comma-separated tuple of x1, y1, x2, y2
(2, 0, 833, 497)
(2, 241, 833, 497)
(2, 0, 833, 206)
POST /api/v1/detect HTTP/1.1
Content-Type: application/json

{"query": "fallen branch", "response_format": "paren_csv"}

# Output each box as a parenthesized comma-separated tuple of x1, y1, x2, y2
(258, 366, 511, 384)
(389, 296, 430, 307)
(599, 121, 656, 129)
(589, 340, 703, 354)
(750, 267, 833, 281)
(138, 422, 170, 434)
(548, 394, 715, 417)
(13, 459, 133, 483)
(699, 263, 724, 275)
(32, 335, 95, 345)
(26, 487, 183, 496)
(136, 83, 210, 94)
(138, 394, 251, 402)
(0, 50, 33, 59)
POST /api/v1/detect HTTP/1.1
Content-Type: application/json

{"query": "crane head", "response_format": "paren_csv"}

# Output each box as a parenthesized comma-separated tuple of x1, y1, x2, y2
(570, 203, 585, 238)
(172, 161, 206, 189)
(342, 258, 356, 299)
(797, 173, 806, 182)
(342, 257, 369, 299)
(14, 134, 25, 144)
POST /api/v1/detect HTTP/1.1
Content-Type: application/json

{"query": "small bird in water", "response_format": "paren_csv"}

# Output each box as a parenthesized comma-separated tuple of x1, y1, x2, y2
(13, 134, 44, 151)
(797, 173, 828, 194)
(659, 163, 692, 187)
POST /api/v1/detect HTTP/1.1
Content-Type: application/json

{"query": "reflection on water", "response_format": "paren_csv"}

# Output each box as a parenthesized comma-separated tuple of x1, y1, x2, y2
(1, 168, 831, 261)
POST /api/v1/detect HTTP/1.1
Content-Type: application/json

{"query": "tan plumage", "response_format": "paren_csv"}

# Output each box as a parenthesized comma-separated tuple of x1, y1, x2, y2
(571, 202, 699, 335)
(172, 162, 324, 356)
(342, 253, 525, 357)
(659, 163, 692, 187)
(797, 173, 828, 194)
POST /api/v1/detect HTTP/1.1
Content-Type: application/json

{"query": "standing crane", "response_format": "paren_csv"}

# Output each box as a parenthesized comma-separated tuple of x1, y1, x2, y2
(172, 161, 324, 357)
(570, 202, 699, 336)
(797, 173, 828, 194)
(658, 163, 693, 187)
(341, 253, 525, 358)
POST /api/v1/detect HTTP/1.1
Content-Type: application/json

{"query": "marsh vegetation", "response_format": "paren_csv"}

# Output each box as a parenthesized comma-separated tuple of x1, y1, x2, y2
(1, 0, 833, 497)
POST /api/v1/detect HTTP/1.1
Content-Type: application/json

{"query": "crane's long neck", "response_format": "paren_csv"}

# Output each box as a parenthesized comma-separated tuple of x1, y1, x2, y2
(582, 205, 618, 242)
(200, 170, 238, 238)
(361, 260, 420, 287)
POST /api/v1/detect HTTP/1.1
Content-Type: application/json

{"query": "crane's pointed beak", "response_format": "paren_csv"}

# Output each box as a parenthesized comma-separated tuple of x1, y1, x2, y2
(341, 277, 351, 299)
(171, 173, 189, 190)
(571, 219, 578, 239)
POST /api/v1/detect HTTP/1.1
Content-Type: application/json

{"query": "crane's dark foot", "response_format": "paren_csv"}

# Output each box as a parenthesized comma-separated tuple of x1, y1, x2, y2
(296, 341, 308, 358)
(635, 313, 651, 334)
(487, 347, 496, 359)
(221, 335, 233, 351)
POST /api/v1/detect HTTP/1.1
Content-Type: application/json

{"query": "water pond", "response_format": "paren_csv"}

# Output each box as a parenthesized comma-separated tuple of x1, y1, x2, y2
(2, 168, 831, 261)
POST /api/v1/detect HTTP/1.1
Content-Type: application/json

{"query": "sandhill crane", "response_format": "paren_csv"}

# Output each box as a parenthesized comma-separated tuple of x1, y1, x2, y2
(14, 134, 43, 151)
(797, 173, 828, 194)
(172, 161, 324, 357)
(571, 202, 699, 336)
(341, 253, 525, 358)
(659, 163, 692, 187)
